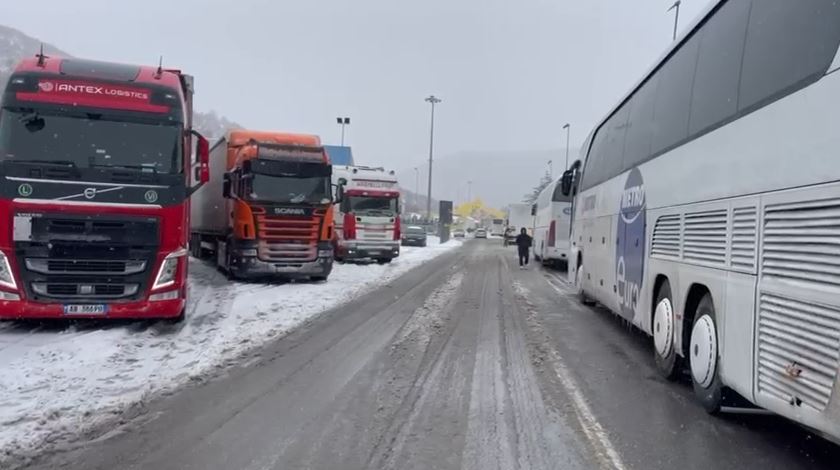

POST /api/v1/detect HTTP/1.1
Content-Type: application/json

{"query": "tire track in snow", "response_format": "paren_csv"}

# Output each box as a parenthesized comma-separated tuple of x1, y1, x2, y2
(513, 281, 627, 470)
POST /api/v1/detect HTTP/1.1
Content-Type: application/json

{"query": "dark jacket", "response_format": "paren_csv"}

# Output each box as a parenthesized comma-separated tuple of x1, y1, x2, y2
(515, 233, 532, 249)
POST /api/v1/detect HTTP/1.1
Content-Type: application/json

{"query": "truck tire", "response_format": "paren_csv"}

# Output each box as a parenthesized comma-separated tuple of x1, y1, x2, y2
(376, 258, 392, 265)
(311, 276, 328, 282)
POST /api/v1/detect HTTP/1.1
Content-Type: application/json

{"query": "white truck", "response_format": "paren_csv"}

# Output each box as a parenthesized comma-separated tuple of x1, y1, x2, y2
(490, 219, 505, 237)
(333, 166, 401, 263)
(505, 203, 534, 244)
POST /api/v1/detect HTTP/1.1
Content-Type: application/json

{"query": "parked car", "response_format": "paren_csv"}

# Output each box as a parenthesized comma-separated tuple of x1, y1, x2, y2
(401, 225, 428, 247)
(453, 229, 465, 238)
(475, 228, 488, 239)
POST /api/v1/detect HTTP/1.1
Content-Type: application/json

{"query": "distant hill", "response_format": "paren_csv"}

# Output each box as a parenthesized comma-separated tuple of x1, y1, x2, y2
(398, 148, 580, 209)
(0, 24, 239, 136)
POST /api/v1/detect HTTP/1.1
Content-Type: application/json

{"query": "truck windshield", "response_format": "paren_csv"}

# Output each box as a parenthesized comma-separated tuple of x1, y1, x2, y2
(248, 174, 331, 204)
(0, 108, 183, 174)
(347, 196, 399, 215)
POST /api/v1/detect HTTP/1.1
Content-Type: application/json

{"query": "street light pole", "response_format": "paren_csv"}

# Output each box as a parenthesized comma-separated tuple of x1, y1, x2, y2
(548, 160, 553, 179)
(563, 123, 571, 170)
(424, 95, 441, 219)
(336, 117, 350, 146)
(668, 1, 681, 41)
(413, 167, 419, 209)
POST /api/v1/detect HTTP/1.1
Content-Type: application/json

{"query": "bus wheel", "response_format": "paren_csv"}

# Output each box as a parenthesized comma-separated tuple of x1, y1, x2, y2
(652, 281, 680, 380)
(689, 293, 723, 414)
(575, 263, 595, 306)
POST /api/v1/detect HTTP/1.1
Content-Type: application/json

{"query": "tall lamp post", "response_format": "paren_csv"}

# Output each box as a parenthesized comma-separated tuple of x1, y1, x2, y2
(413, 167, 420, 210)
(563, 123, 571, 170)
(668, 1, 681, 41)
(424, 95, 441, 219)
(548, 160, 554, 179)
(336, 117, 350, 146)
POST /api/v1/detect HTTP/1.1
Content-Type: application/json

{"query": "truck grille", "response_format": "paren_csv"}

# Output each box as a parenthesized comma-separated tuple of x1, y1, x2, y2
(25, 259, 147, 275)
(14, 213, 159, 302)
(32, 283, 139, 299)
(254, 209, 322, 263)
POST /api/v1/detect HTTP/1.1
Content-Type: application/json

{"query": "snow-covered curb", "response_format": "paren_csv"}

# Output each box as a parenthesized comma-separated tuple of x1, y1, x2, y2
(0, 237, 461, 463)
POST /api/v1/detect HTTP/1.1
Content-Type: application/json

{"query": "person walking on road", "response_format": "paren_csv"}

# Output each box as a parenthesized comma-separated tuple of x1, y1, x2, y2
(515, 228, 532, 269)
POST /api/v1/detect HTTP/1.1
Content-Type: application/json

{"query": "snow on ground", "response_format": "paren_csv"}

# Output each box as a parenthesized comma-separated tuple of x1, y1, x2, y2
(0, 237, 461, 463)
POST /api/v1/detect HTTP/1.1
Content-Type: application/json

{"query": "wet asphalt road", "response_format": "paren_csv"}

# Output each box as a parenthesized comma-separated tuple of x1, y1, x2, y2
(24, 241, 840, 469)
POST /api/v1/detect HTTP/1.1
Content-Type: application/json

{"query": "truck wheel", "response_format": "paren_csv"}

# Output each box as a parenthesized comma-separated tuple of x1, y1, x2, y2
(311, 276, 328, 282)
(376, 258, 392, 265)
(190, 234, 201, 258)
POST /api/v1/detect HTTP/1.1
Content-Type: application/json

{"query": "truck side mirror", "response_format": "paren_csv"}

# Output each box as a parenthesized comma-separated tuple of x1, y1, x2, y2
(560, 169, 574, 196)
(334, 183, 345, 203)
(222, 172, 232, 198)
(190, 130, 210, 185)
(531, 204, 537, 216)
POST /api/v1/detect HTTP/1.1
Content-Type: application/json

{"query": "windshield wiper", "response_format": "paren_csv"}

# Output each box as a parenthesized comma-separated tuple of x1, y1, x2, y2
(91, 163, 159, 174)
(9, 159, 77, 168)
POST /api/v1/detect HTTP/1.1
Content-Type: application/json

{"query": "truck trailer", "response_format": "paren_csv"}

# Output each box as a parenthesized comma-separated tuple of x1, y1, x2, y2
(190, 130, 334, 281)
(333, 166, 401, 263)
(0, 55, 209, 321)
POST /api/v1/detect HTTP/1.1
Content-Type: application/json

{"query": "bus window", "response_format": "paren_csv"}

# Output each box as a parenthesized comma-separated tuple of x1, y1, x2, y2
(739, 0, 840, 112)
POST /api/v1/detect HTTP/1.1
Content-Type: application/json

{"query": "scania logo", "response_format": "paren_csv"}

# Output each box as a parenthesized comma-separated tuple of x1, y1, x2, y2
(274, 207, 306, 215)
(83, 188, 97, 199)
(38, 81, 55, 92)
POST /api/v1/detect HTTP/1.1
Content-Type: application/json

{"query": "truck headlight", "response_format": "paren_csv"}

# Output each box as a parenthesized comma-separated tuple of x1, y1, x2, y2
(0, 251, 17, 290)
(153, 248, 187, 290)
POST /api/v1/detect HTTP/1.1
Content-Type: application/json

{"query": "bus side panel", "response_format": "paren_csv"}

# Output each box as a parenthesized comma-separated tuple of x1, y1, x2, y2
(722, 271, 757, 403)
(587, 215, 618, 313)
(754, 182, 840, 437)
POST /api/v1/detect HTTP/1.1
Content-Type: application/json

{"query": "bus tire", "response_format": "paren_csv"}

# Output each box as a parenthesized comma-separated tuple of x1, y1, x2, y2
(652, 281, 681, 380)
(575, 263, 595, 306)
(689, 293, 723, 414)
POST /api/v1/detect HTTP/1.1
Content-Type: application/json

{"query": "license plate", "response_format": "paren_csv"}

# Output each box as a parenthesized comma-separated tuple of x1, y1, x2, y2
(63, 304, 108, 315)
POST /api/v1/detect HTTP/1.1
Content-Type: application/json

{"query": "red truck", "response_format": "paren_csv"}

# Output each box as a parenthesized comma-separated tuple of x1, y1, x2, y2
(0, 54, 209, 321)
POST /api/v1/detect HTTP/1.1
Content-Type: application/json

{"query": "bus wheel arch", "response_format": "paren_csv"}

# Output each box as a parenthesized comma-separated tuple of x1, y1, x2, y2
(651, 275, 680, 380)
(683, 285, 724, 414)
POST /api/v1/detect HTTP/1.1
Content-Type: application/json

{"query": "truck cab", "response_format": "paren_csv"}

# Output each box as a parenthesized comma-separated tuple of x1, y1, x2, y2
(333, 166, 401, 263)
(0, 55, 208, 320)
(191, 131, 335, 281)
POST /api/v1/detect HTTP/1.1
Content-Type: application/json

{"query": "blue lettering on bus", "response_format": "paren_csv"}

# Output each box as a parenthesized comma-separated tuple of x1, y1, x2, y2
(615, 168, 645, 320)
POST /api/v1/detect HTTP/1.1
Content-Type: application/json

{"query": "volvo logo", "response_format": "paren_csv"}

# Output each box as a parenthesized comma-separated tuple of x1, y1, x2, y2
(83, 188, 97, 200)
(144, 190, 159, 203)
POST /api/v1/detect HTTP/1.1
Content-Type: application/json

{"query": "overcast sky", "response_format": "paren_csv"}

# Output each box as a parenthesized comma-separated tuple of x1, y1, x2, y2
(2, 0, 711, 173)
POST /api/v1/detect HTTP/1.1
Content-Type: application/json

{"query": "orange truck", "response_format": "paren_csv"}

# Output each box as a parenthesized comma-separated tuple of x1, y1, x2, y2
(190, 130, 335, 281)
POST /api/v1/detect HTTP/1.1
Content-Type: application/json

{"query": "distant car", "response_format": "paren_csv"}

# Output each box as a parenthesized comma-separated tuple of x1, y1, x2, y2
(401, 226, 428, 247)
(453, 229, 465, 238)
(475, 228, 488, 239)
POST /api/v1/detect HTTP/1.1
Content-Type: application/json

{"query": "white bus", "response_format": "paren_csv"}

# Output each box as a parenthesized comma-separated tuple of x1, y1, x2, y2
(562, 0, 840, 441)
(532, 178, 572, 266)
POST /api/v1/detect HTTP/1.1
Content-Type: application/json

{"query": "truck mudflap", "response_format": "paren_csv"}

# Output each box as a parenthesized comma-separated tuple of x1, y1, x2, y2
(335, 241, 400, 261)
(228, 240, 334, 280)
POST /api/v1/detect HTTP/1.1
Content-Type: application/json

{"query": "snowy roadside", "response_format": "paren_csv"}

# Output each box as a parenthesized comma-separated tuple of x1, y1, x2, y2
(0, 237, 461, 464)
